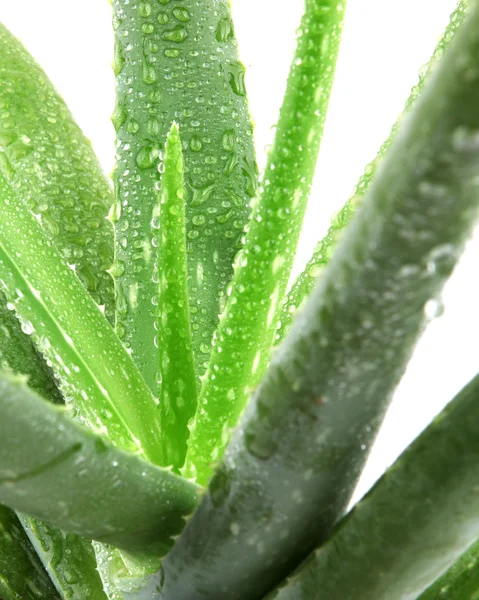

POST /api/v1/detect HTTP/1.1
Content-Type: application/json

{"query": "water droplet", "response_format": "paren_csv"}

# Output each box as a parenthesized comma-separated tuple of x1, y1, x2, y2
(158, 12, 169, 24)
(222, 130, 235, 151)
(113, 40, 125, 76)
(136, 145, 159, 169)
(244, 425, 277, 460)
(143, 63, 157, 84)
(20, 320, 34, 335)
(109, 261, 126, 278)
(172, 7, 190, 22)
(126, 119, 140, 134)
(426, 244, 457, 276)
(142, 22, 155, 34)
(162, 27, 188, 43)
(190, 135, 203, 152)
(147, 117, 161, 136)
(190, 182, 216, 207)
(165, 48, 180, 58)
(424, 298, 444, 320)
(228, 61, 247, 96)
(216, 210, 234, 224)
(216, 17, 234, 42)
(192, 215, 205, 226)
(112, 101, 127, 132)
(139, 2, 152, 17)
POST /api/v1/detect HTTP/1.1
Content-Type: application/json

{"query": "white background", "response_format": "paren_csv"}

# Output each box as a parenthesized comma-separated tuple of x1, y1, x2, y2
(1, 0, 477, 503)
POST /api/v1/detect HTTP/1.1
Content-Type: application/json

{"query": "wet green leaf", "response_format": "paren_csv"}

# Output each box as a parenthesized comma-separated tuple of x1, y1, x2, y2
(0, 373, 199, 556)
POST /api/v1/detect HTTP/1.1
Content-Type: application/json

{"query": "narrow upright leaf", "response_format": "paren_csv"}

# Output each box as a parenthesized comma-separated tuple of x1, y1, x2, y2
(156, 123, 197, 471)
(277, 0, 469, 341)
(270, 373, 479, 600)
(184, 0, 346, 485)
(0, 374, 199, 556)
(152, 4, 479, 597)
(0, 23, 114, 318)
(0, 505, 60, 600)
(112, 0, 257, 391)
(0, 170, 163, 464)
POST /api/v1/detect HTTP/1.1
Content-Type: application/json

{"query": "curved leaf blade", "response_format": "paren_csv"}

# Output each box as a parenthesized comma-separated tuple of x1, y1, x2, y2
(0, 170, 164, 464)
(0, 373, 199, 556)
(0, 23, 114, 319)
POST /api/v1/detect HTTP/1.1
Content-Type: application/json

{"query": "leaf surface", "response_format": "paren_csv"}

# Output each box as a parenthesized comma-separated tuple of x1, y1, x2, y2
(0, 374, 199, 556)
(112, 0, 257, 390)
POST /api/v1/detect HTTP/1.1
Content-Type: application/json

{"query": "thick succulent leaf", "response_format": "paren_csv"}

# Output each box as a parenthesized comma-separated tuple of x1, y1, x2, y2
(0, 23, 114, 319)
(142, 4, 479, 598)
(0, 373, 199, 556)
(269, 372, 479, 600)
(0, 505, 60, 600)
(112, 0, 257, 391)
(0, 169, 164, 464)
(156, 123, 197, 471)
(183, 0, 347, 486)
(19, 516, 107, 600)
(277, 0, 469, 342)
(418, 538, 479, 600)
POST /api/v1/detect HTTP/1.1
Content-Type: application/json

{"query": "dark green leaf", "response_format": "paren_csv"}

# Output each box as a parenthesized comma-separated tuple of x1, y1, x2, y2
(0, 505, 60, 600)
(270, 372, 479, 599)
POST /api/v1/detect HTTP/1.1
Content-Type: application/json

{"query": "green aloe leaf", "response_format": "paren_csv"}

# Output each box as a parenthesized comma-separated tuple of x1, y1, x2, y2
(156, 123, 197, 471)
(0, 23, 114, 319)
(183, 0, 347, 486)
(18, 517, 107, 600)
(111, 0, 257, 392)
(0, 505, 60, 600)
(0, 373, 199, 556)
(0, 24, 122, 597)
(418, 538, 479, 600)
(0, 169, 164, 464)
(277, 0, 469, 342)
(0, 300, 62, 404)
(148, 3, 479, 598)
(269, 372, 479, 600)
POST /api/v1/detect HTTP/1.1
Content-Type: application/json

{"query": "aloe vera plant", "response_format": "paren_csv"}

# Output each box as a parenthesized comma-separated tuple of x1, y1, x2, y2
(1, 0, 479, 599)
